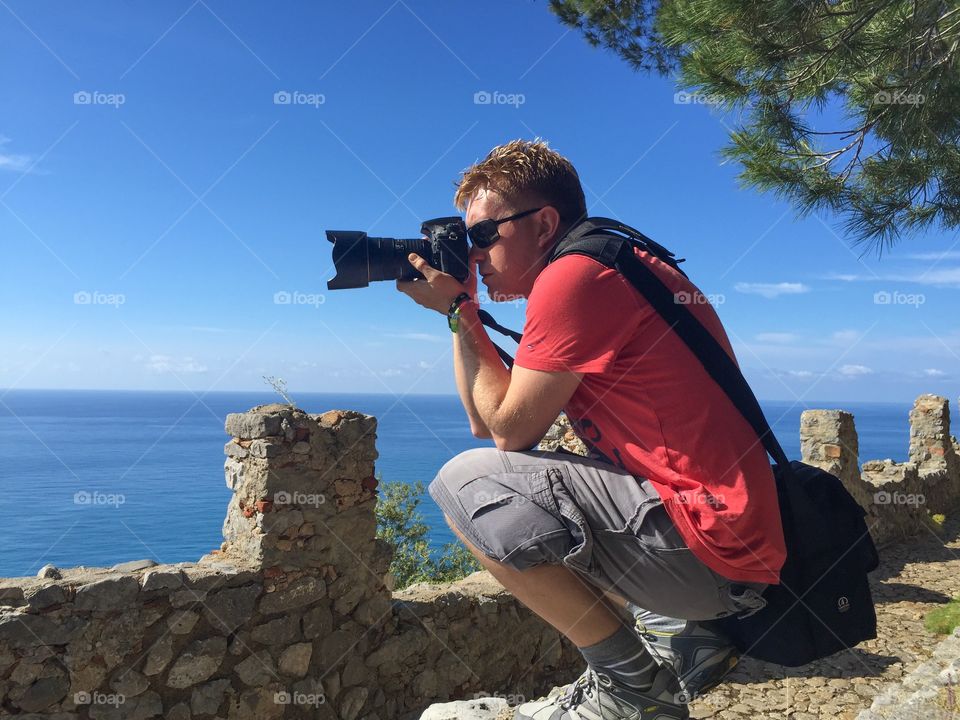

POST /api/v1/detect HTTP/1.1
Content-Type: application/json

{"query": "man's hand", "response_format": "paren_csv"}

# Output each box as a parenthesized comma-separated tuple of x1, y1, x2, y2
(396, 253, 476, 314)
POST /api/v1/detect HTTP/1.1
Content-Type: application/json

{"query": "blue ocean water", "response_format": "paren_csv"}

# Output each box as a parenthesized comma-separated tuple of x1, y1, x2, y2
(0, 389, 916, 578)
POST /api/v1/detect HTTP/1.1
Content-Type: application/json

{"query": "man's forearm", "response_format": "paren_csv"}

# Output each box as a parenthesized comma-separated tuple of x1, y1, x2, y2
(454, 302, 512, 438)
(453, 329, 492, 438)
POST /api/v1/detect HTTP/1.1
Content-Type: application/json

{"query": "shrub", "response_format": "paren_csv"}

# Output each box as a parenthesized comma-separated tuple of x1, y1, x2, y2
(375, 477, 481, 591)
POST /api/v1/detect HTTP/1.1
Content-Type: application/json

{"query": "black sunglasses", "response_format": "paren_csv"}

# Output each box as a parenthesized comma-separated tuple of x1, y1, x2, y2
(466, 207, 544, 249)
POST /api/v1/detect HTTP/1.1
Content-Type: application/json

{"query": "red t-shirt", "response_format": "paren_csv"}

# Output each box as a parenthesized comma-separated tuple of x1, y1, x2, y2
(514, 247, 787, 584)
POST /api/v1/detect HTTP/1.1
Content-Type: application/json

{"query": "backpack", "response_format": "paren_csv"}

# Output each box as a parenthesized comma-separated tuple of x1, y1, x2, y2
(481, 216, 880, 667)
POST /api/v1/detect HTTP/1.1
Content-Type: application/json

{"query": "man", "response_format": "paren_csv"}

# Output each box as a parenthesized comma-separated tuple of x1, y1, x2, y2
(397, 139, 786, 720)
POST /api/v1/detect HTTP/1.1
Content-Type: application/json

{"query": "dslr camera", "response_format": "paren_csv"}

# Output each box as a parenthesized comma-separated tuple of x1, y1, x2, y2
(326, 217, 469, 290)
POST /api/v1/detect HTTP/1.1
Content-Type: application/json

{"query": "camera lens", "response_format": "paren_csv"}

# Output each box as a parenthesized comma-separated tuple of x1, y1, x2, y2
(370, 237, 432, 283)
(326, 232, 432, 289)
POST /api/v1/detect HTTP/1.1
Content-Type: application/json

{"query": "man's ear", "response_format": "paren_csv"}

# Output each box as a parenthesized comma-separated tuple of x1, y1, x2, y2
(534, 206, 562, 249)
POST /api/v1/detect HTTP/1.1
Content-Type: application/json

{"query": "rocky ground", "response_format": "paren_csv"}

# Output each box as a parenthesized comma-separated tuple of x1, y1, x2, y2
(685, 514, 960, 720)
(423, 514, 960, 720)
(691, 513, 960, 720)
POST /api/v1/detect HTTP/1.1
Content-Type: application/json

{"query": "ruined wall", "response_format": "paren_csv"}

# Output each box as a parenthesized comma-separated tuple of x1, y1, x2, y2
(800, 394, 960, 546)
(1, 395, 957, 719)
(0, 404, 580, 720)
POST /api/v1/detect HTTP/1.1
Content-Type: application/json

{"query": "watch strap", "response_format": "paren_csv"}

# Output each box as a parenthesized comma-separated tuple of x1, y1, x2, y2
(447, 293, 473, 332)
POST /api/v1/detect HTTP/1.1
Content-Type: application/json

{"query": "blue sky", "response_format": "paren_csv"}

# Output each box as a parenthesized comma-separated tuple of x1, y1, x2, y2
(1, 0, 957, 404)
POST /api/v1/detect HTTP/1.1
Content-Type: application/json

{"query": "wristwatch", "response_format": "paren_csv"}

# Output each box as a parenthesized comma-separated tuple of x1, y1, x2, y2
(447, 293, 473, 333)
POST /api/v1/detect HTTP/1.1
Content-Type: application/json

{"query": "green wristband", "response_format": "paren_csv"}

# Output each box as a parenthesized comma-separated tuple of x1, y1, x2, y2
(447, 293, 472, 333)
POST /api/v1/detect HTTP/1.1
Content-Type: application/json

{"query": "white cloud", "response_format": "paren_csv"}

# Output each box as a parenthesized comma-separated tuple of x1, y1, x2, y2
(154, 325, 230, 333)
(819, 267, 960, 288)
(830, 329, 863, 346)
(185, 326, 227, 333)
(838, 364, 873, 377)
(734, 282, 810, 298)
(384, 332, 446, 343)
(824, 273, 860, 282)
(761, 361, 957, 386)
(899, 251, 960, 262)
(755, 332, 798, 344)
(912, 267, 960, 286)
(0, 136, 33, 173)
(145, 355, 208, 374)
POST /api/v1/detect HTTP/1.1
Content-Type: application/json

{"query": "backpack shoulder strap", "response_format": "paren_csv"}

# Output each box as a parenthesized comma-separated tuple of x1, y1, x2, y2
(549, 217, 689, 279)
(611, 240, 791, 472)
(548, 217, 790, 472)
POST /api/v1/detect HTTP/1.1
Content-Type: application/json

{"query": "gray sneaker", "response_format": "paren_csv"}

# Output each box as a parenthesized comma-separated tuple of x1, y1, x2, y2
(631, 610, 739, 703)
(513, 665, 689, 720)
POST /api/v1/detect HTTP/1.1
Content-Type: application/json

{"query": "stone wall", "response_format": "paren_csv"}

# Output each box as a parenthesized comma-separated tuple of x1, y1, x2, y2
(0, 404, 580, 720)
(799, 394, 960, 546)
(1, 395, 958, 719)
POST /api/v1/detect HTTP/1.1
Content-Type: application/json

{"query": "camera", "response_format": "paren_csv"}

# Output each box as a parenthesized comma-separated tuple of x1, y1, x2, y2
(325, 217, 469, 290)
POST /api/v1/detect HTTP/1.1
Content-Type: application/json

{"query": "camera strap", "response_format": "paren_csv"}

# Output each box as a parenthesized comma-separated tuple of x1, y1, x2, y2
(476, 308, 522, 368)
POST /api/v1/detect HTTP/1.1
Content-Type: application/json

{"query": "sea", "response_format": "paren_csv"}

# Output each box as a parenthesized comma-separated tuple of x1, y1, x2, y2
(0, 389, 917, 579)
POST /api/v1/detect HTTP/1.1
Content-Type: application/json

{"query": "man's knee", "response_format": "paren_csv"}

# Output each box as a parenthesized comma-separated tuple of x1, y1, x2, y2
(430, 447, 502, 494)
(442, 512, 496, 564)
(427, 447, 503, 526)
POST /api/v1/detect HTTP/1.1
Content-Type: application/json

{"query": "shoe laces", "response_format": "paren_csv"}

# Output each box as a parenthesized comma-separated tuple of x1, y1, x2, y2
(558, 668, 612, 719)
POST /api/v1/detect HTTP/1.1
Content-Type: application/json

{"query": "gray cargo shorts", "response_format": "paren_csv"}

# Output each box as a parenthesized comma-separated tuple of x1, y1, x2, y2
(428, 447, 768, 621)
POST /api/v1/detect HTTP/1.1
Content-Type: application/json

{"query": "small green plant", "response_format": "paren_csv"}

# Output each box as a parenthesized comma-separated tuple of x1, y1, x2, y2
(925, 596, 960, 636)
(375, 477, 481, 590)
(925, 512, 949, 538)
(263, 375, 296, 407)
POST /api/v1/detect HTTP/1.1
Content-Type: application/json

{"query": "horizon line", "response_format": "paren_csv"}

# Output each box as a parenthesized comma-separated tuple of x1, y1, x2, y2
(0, 387, 934, 407)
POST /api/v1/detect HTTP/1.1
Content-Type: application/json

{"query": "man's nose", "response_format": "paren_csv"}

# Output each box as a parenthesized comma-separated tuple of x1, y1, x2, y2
(468, 245, 485, 264)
